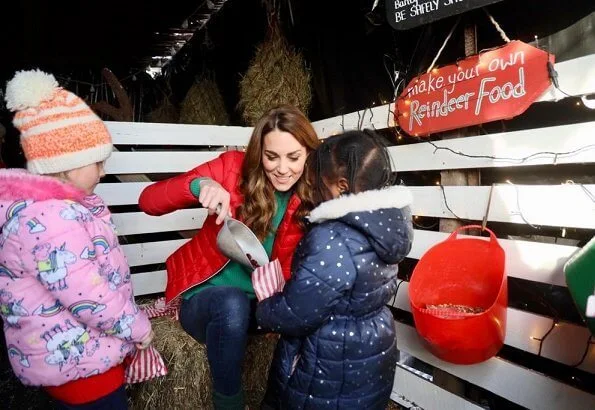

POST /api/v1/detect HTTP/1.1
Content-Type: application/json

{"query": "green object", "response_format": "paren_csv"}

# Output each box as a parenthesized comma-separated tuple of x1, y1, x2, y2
(564, 235, 595, 335)
(189, 177, 207, 198)
(212, 389, 245, 410)
(184, 180, 291, 300)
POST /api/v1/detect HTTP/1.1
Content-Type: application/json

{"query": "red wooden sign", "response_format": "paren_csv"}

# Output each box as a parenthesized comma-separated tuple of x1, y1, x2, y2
(396, 41, 554, 136)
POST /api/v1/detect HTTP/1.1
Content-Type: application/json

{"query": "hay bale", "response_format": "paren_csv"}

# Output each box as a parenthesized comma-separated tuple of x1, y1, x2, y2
(179, 75, 230, 126)
(386, 400, 404, 410)
(239, 20, 312, 125)
(148, 98, 179, 124)
(242, 333, 279, 406)
(128, 317, 277, 410)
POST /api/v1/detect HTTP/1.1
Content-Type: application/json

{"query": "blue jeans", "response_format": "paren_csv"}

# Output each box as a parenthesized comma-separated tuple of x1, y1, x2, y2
(179, 286, 258, 397)
(53, 385, 127, 410)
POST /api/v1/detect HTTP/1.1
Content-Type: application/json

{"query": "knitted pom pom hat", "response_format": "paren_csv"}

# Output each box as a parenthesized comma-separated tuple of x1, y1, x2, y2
(4, 69, 112, 174)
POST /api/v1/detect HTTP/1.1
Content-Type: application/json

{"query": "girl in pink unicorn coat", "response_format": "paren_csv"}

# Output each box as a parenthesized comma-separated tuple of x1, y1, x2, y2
(0, 70, 152, 409)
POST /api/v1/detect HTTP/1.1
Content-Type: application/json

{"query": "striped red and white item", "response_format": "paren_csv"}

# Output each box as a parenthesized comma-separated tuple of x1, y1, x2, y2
(124, 298, 178, 384)
(252, 259, 286, 302)
(125, 344, 167, 384)
(140, 296, 181, 320)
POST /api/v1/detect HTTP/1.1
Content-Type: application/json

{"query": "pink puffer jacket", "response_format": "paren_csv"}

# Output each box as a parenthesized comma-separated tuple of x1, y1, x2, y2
(0, 169, 151, 386)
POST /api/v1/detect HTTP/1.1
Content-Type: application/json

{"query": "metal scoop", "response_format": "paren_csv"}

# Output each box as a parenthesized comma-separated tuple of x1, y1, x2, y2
(215, 206, 269, 269)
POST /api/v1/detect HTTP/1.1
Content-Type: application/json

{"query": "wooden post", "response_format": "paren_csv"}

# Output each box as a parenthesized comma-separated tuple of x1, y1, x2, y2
(433, 24, 481, 395)
(438, 24, 481, 232)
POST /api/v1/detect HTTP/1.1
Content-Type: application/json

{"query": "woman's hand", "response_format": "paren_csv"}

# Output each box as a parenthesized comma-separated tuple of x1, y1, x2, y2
(198, 179, 232, 225)
(136, 330, 155, 350)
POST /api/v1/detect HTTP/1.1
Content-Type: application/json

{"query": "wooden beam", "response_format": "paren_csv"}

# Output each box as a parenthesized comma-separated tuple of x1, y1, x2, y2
(395, 321, 595, 410)
(391, 281, 595, 372)
(391, 366, 483, 409)
(433, 25, 480, 393)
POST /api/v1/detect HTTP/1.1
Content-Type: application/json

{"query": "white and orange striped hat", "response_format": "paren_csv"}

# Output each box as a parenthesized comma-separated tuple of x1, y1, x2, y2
(4, 69, 112, 174)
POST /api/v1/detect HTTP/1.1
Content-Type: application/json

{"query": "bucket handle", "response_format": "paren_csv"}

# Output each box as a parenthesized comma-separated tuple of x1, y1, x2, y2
(448, 225, 498, 244)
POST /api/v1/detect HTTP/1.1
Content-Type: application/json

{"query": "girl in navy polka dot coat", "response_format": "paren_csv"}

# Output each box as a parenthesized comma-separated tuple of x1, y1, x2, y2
(256, 130, 413, 410)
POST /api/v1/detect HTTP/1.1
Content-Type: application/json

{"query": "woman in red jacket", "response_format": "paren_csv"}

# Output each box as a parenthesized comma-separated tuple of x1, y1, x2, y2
(138, 105, 319, 410)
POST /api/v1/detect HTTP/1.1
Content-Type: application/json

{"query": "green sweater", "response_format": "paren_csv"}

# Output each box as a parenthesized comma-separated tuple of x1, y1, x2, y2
(183, 178, 291, 300)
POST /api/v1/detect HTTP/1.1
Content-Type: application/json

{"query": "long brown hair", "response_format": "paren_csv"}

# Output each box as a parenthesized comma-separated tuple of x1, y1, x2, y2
(237, 104, 320, 240)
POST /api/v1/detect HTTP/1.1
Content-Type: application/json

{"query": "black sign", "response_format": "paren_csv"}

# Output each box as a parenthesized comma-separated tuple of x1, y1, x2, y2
(386, 0, 503, 30)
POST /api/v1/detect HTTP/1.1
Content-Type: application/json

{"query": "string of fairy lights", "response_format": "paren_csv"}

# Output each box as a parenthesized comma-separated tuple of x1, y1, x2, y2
(374, 21, 595, 371)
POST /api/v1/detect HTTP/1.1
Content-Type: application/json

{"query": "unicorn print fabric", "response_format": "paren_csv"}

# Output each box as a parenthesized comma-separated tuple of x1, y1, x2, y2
(0, 169, 151, 386)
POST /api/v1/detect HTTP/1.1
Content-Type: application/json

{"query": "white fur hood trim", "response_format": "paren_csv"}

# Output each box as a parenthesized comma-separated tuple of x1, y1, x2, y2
(308, 185, 413, 224)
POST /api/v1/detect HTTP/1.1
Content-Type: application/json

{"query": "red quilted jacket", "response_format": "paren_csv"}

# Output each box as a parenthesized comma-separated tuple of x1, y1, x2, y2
(138, 151, 304, 302)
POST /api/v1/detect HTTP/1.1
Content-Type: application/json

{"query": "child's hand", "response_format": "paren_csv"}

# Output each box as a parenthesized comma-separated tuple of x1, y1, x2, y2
(136, 330, 155, 350)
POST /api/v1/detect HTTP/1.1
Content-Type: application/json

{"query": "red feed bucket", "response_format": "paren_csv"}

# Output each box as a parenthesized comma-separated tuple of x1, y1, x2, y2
(409, 225, 507, 364)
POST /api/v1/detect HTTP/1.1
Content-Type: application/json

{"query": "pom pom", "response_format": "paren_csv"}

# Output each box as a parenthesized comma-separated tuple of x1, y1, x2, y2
(4, 69, 59, 111)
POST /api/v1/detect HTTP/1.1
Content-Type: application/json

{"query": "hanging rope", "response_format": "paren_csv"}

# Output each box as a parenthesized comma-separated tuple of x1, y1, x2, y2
(426, 17, 461, 74)
(483, 8, 511, 43)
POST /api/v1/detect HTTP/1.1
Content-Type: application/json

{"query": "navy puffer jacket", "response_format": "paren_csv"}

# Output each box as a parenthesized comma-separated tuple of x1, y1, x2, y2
(257, 186, 414, 410)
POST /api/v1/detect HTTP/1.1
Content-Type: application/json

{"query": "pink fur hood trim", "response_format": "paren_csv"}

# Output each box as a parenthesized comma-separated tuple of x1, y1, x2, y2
(0, 169, 86, 202)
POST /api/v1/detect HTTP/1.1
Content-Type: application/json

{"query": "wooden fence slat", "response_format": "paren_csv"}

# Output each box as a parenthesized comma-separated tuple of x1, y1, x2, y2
(95, 182, 150, 206)
(537, 53, 595, 102)
(103, 121, 595, 175)
(111, 209, 206, 235)
(110, 210, 576, 285)
(131, 270, 167, 296)
(312, 103, 396, 138)
(391, 366, 484, 410)
(409, 230, 576, 286)
(388, 121, 595, 172)
(409, 185, 595, 229)
(122, 239, 189, 267)
(105, 151, 219, 174)
(107, 121, 252, 146)
(391, 281, 595, 372)
(394, 321, 595, 410)
(99, 182, 595, 231)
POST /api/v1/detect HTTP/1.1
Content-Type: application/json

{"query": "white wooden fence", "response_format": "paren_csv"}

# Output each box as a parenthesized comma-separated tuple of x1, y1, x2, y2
(100, 53, 595, 409)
